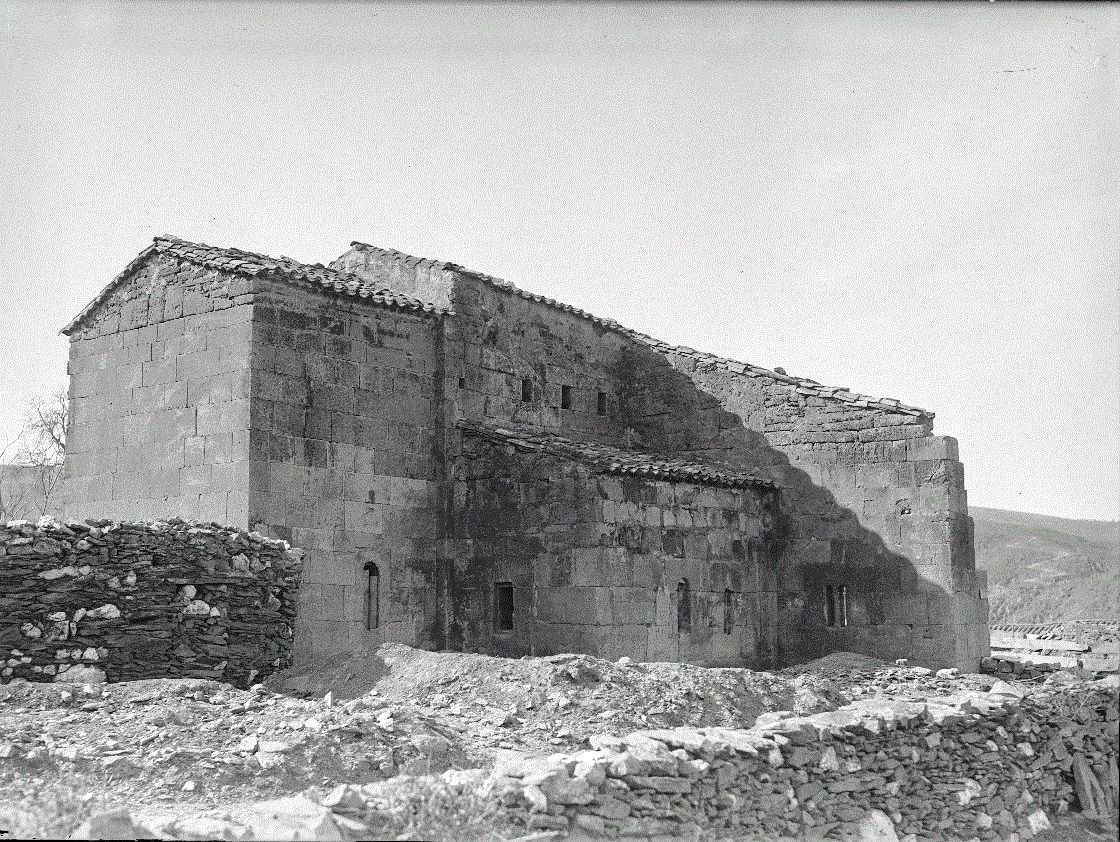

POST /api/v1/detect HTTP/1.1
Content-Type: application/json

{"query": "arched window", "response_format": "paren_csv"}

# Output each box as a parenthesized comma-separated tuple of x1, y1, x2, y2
(723, 589, 735, 634)
(676, 578, 691, 633)
(364, 561, 380, 630)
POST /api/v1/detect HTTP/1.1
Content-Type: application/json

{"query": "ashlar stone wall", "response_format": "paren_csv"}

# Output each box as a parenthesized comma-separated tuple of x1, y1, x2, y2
(0, 518, 301, 687)
(245, 280, 444, 662)
(621, 344, 988, 670)
(452, 431, 782, 666)
(60, 236, 987, 671)
(64, 255, 253, 525)
(337, 241, 987, 669)
(446, 273, 634, 447)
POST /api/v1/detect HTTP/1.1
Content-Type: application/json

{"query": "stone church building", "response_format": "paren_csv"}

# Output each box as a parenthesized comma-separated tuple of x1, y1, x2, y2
(61, 236, 989, 670)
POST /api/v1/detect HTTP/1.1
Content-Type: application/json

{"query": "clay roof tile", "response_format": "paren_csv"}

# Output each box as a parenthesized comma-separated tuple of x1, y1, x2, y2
(62, 236, 444, 334)
(458, 421, 776, 490)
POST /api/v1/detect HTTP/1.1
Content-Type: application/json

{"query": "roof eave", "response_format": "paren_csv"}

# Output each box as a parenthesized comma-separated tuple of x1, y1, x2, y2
(60, 242, 161, 336)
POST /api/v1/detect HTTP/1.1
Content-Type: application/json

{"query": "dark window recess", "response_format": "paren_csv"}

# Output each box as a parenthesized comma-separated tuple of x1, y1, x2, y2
(494, 582, 514, 632)
(364, 561, 380, 630)
(521, 378, 533, 402)
(676, 578, 691, 633)
(458, 377, 466, 389)
(826, 584, 849, 628)
(723, 589, 735, 634)
(560, 385, 572, 410)
(597, 391, 607, 416)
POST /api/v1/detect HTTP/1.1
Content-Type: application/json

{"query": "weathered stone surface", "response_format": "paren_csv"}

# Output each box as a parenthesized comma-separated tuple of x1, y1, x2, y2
(0, 517, 300, 686)
(488, 684, 1119, 842)
(59, 235, 987, 671)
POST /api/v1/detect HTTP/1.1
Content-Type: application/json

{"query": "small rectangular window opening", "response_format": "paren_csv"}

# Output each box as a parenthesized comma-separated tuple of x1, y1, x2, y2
(723, 589, 735, 634)
(494, 582, 514, 632)
(676, 579, 691, 633)
(521, 378, 532, 402)
(365, 562, 380, 631)
(825, 584, 849, 628)
(560, 384, 572, 410)
(458, 377, 466, 389)
(597, 391, 607, 416)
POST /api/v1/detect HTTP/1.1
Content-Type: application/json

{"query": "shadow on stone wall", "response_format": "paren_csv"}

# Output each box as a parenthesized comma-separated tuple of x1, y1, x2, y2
(612, 342, 978, 671)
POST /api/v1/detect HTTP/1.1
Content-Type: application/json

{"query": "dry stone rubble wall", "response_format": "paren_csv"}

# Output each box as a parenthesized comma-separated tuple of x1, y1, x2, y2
(0, 517, 301, 687)
(490, 682, 1120, 841)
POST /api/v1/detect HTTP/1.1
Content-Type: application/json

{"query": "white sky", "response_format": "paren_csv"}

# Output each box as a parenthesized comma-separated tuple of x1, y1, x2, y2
(1, 1, 1117, 521)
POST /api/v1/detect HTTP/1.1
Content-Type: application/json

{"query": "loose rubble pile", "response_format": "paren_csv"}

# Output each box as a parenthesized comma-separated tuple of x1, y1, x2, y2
(266, 644, 844, 753)
(0, 675, 475, 813)
(0, 517, 301, 687)
(0, 645, 1117, 841)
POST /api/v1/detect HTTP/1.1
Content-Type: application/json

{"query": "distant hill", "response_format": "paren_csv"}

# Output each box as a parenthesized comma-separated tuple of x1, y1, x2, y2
(971, 506, 1119, 624)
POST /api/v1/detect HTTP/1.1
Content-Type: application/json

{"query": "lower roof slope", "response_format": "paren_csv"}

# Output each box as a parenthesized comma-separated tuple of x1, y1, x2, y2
(459, 421, 776, 490)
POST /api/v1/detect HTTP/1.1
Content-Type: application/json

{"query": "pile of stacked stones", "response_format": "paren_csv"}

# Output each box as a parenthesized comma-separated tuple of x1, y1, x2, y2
(981, 657, 1065, 680)
(489, 681, 1119, 841)
(0, 517, 301, 687)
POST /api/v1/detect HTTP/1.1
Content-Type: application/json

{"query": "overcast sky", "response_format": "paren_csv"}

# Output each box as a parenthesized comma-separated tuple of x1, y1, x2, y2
(1, 1, 1116, 521)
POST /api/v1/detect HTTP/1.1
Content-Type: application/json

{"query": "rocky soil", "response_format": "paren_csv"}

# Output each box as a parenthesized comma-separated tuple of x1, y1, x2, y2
(0, 646, 1115, 841)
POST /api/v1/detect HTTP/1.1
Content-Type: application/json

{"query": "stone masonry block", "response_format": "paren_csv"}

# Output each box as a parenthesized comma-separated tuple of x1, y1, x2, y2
(537, 586, 612, 624)
(907, 436, 959, 462)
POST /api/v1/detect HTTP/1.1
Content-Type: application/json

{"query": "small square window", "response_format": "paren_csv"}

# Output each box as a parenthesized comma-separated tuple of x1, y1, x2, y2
(521, 378, 533, 402)
(560, 385, 572, 410)
(494, 582, 514, 632)
(597, 391, 607, 416)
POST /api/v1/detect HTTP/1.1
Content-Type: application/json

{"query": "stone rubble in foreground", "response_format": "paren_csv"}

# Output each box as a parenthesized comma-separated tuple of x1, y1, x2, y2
(52, 667, 1119, 842)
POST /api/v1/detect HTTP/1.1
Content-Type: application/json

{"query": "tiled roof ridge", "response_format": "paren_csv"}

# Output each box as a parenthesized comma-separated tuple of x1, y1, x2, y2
(348, 241, 449, 272)
(62, 236, 444, 334)
(346, 241, 932, 419)
(153, 236, 442, 315)
(457, 420, 776, 490)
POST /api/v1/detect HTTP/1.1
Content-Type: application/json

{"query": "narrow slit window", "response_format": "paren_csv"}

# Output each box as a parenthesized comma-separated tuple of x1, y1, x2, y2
(676, 578, 691, 633)
(521, 378, 532, 402)
(560, 384, 572, 410)
(364, 561, 380, 630)
(837, 585, 849, 627)
(494, 582, 514, 632)
(597, 390, 607, 416)
(458, 377, 466, 389)
(723, 589, 735, 634)
(825, 584, 836, 627)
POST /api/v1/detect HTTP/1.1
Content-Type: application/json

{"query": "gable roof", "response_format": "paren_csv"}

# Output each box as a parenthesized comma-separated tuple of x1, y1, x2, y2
(458, 421, 776, 490)
(62, 236, 443, 335)
(347, 241, 932, 419)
